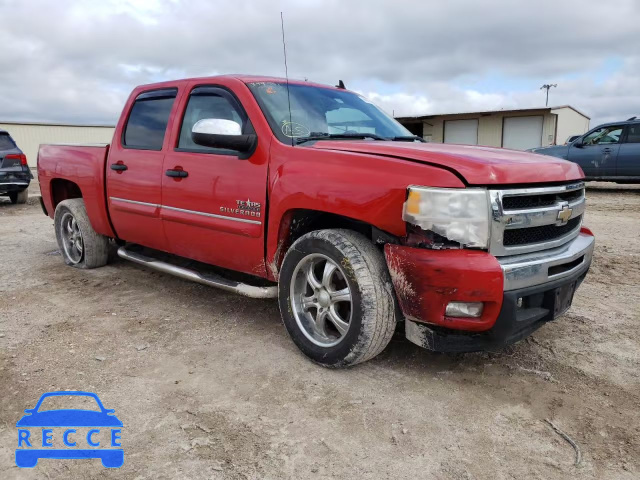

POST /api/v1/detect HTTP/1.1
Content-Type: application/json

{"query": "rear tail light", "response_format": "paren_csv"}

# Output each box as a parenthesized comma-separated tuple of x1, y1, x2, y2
(5, 153, 28, 165)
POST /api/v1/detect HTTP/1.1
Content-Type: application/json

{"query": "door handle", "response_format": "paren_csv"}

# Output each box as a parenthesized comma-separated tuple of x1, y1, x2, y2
(110, 163, 128, 171)
(602, 147, 612, 153)
(165, 168, 188, 178)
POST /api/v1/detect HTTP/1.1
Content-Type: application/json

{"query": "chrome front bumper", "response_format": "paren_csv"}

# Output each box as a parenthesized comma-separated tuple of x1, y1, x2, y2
(499, 232, 594, 291)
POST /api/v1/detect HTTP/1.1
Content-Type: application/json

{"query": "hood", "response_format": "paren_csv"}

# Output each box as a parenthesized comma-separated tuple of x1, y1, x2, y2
(529, 144, 570, 158)
(309, 141, 583, 185)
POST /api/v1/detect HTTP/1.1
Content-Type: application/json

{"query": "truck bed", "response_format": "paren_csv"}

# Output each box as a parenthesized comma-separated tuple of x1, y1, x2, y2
(38, 143, 115, 238)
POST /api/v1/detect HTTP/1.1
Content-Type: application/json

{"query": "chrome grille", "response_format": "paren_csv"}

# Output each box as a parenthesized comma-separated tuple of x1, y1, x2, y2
(503, 216, 582, 246)
(489, 182, 585, 256)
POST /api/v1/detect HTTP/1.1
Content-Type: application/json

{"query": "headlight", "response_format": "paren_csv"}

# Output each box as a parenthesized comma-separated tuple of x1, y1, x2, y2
(403, 187, 490, 248)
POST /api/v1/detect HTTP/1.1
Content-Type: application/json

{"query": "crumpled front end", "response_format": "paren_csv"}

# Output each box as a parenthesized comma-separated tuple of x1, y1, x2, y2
(385, 180, 595, 353)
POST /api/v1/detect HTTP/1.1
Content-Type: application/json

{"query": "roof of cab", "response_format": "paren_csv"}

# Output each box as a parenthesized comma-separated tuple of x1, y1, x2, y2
(136, 74, 344, 92)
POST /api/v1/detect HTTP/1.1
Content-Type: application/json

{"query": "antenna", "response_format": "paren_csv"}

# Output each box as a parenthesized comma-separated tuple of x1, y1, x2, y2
(281, 12, 294, 147)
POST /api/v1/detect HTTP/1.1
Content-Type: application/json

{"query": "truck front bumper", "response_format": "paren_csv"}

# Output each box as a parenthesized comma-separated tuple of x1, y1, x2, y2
(384, 229, 594, 352)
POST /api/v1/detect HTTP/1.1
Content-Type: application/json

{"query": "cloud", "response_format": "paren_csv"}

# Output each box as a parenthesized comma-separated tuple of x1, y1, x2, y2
(1, 0, 639, 126)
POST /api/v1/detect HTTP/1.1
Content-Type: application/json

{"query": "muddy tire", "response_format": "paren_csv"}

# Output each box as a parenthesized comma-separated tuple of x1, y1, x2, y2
(278, 229, 397, 367)
(9, 189, 28, 204)
(54, 198, 109, 269)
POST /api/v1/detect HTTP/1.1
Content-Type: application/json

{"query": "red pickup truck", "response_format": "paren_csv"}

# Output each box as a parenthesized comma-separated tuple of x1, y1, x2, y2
(38, 75, 594, 367)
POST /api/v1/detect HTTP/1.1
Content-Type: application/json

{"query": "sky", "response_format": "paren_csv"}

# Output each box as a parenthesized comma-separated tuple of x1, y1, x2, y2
(1, 0, 639, 127)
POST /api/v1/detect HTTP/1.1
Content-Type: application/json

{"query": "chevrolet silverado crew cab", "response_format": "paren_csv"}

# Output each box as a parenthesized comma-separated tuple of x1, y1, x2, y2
(38, 75, 594, 367)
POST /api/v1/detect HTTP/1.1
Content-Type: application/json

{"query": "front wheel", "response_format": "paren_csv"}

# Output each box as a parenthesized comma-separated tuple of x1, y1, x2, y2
(54, 198, 110, 269)
(278, 229, 397, 367)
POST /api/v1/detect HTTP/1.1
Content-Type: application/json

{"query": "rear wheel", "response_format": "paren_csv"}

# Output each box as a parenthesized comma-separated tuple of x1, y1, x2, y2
(54, 198, 109, 269)
(278, 229, 397, 367)
(9, 189, 28, 204)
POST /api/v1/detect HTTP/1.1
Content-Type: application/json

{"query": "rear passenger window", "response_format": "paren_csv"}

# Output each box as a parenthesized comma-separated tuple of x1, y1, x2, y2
(123, 89, 177, 150)
(626, 125, 640, 143)
(177, 87, 247, 152)
(0, 133, 16, 150)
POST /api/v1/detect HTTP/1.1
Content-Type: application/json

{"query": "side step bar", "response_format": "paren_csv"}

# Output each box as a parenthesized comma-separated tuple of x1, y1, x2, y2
(117, 247, 278, 299)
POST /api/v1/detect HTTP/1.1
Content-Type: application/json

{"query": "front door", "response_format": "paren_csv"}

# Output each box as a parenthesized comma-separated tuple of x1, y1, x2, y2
(160, 84, 269, 276)
(106, 88, 179, 251)
(568, 124, 623, 177)
(617, 124, 640, 177)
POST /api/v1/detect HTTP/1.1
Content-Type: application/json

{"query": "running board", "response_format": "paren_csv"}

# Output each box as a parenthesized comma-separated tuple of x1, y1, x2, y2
(117, 247, 278, 299)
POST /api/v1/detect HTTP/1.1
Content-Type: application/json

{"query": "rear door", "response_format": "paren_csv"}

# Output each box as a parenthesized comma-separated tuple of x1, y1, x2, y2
(568, 124, 622, 177)
(616, 124, 640, 177)
(106, 88, 179, 251)
(160, 83, 269, 276)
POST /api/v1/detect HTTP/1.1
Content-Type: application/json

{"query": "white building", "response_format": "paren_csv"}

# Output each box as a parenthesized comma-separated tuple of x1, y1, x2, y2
(396, 105, 590, 150)
(0, 121, 115, 168)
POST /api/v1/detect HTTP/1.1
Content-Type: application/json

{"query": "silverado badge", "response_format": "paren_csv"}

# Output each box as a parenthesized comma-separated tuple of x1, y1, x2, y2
(220, 198, 262, 218)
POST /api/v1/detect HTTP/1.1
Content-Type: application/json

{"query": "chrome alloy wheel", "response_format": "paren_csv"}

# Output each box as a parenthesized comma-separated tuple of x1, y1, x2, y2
(290, 254, 353, 347)
(60, 212, 84, 264)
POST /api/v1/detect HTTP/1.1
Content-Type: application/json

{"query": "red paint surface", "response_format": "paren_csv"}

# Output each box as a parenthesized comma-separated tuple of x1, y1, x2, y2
(38, 144, 115, 238)
(311, 141, 584, 186)
(384, 244, 504, 331)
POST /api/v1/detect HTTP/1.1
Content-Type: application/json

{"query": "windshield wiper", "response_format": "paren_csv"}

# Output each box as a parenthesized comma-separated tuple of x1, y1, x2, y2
(390, 135, 425, 142)
(296, 132, 388, 144)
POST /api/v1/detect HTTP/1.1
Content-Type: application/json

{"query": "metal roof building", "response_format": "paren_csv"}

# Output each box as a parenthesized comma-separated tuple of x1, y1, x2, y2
(0, 121, 115, 168)
(396, 105, 590, 150)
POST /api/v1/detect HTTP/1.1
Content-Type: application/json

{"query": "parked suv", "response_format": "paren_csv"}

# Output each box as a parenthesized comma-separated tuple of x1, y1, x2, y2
(0, 129, 31, 203)
(531, 117, 640, 183)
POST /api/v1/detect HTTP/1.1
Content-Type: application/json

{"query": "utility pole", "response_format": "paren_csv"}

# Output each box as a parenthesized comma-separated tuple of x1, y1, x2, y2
(540, 84, 557, 106)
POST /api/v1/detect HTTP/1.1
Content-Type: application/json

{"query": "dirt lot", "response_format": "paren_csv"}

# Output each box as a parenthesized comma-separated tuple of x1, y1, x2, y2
(0, 184, 639, 479)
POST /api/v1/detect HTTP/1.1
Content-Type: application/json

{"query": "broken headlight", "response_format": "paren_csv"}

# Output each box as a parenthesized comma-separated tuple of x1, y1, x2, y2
(402, 187, 490, 248)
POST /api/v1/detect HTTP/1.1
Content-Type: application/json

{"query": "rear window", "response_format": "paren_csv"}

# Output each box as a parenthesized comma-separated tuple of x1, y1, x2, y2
(626, 125, 640, 144)
(123, 89, 177, 150)
(0, 133, 16, 150)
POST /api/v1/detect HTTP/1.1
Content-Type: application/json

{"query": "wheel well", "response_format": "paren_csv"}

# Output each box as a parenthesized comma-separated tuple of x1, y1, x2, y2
(271, 209, 397, 277)
(50, 179, 82, 209)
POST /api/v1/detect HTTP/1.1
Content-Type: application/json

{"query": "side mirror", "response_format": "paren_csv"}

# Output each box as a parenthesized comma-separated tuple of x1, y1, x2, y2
(572, 139, 583, 148)
(191, 119, 256, 153)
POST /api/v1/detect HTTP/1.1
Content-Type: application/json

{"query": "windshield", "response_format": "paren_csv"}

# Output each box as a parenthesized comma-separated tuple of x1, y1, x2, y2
(247, 82, 412, 144)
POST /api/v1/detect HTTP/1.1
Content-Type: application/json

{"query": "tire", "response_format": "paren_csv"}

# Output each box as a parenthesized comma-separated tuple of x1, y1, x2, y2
(54, 198, 109, 269)
(278, 229, 397, 367)
(9, 189, 28, 204)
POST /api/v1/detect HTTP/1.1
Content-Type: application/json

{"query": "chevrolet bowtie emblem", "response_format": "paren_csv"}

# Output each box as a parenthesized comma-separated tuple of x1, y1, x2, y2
(556, 205, 573, 225)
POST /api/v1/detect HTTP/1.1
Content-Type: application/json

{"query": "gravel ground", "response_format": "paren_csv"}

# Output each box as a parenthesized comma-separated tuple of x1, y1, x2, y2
(0, 183, 639, 479)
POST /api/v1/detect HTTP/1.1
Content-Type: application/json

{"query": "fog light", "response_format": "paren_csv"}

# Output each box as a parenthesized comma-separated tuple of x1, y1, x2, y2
(516, 297, 523, 308)
(445, 302, 484, 318)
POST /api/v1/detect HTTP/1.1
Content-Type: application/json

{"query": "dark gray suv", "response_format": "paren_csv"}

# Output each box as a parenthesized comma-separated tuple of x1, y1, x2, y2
(530, 118, 640, 183)
(0, 129, 32, 203)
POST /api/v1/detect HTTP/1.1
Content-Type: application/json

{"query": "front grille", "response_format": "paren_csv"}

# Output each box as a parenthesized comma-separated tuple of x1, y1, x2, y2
(504, 216, 581, 246)
(502, 188, 584, 210)
(490, 183, 585, 256)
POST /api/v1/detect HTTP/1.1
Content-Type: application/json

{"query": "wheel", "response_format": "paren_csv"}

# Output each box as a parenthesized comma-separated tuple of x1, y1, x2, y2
(278, 229, 397, 367)
(9, 189, 28, 204)
(54, 198, 109, 269)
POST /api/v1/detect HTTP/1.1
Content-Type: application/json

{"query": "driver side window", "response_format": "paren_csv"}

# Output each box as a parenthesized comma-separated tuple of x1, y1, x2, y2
(178, 91, 244, 151)
(582, 125, 623, 145)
